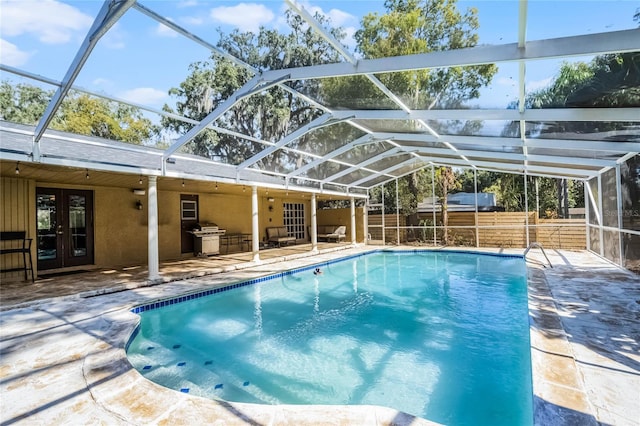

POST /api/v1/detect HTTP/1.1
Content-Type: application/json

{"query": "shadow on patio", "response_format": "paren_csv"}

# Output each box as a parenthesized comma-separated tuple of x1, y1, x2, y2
(0, 242, 353, 310)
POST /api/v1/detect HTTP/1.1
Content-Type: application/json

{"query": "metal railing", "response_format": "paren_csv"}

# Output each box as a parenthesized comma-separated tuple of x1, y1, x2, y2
(523, 242, 553, 268)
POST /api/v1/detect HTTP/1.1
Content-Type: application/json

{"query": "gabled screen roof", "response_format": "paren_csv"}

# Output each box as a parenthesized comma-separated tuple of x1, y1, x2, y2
(1, 0, 639, 195)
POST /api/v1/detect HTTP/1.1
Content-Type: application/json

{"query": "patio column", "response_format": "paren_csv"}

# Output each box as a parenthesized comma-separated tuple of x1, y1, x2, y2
(364, 190, 369, 245)
(147, 175, 160, 282)
(395, 178, 400, 246)
(431, 165, 436, 246)
(251, 185, 260, 262)
(524, 173, 530, 247)
(381, 183, 386, 246)
(474, 168, 479, 247)
(310, 192, 318, 253)
(350, 197, 356, 246)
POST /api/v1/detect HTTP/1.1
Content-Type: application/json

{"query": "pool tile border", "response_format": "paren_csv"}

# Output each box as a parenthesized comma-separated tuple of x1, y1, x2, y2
(131, 249, 524, 314)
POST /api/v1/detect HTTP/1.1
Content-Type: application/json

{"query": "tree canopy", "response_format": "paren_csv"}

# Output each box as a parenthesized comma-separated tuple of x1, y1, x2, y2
(0, 82, 153, 145)
(160, 11, 343, 167)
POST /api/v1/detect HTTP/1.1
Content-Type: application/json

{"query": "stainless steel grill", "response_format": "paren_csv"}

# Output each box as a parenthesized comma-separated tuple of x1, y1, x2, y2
(192, 223, 226, 256)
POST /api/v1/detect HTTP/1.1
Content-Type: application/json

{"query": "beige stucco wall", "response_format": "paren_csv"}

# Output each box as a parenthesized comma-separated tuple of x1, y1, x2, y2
(93, 186, 149, 267)
(1, 174, 360, 279)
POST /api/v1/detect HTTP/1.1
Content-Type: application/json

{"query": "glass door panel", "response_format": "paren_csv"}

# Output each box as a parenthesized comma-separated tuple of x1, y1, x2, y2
(37, 191, 60, 267)
(37, 188, 94, 270)
(68, 194, 87, 258)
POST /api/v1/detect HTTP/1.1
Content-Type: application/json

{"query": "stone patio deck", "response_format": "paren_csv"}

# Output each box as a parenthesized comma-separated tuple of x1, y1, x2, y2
(1, 246, 638, 425)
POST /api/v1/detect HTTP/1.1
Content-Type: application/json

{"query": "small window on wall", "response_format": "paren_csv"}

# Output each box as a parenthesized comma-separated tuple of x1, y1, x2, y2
(181, 200, 197, 220)
(283, 203, 305, 240)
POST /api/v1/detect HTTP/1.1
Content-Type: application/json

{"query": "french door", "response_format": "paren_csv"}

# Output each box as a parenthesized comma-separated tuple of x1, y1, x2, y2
(36, 188, 94, 270)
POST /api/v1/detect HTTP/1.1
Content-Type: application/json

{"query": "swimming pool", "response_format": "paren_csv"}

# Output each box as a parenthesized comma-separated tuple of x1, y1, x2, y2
(127, 250, 533, 425)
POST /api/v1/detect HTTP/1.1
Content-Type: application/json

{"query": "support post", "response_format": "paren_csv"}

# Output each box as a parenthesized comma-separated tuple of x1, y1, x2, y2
(474, 168, 479, 248)
(251, 186, 260, 262)
(395, 178, 400, 246)
(147, 176, 160, 282)
(350, 197, 356, 246)
(364, 190, 370, 245)
(311, 192, 318, 253)
(616, 164, 624, 266)
(524, 173, 530, 247)
(585, 179, 591, 251)
(381, 183, 386, 246)
(431, 165, 436, 246)
(597, 173, 604, 257)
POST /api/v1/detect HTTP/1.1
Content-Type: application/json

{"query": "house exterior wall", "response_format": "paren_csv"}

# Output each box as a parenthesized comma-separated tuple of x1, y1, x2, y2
(93, 186, 150, 267)
(0, 177, 36, 281)
(1, 176, 335, 282)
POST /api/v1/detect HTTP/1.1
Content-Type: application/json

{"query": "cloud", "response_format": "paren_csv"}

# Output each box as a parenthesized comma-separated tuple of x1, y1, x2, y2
(1, 0, 92, 44)
(155, 21, 179, 38)
(117, 87, 167, 106)
(182, 16, 204, 26)
(177, 0, 198, 8)
(210, 3, 275, 32)
(296, 2, 358, 48)
(0, 38, 32, 66)
(101, 23, 126, 49)
(91, 78, 112, 87)
(526, 77, 553, 93)
(298, 0, 356, 27)
(324, 8, 355, 28)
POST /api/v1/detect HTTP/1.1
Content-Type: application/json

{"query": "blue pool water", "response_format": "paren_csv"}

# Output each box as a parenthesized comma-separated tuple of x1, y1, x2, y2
(127, 251, 533, 425)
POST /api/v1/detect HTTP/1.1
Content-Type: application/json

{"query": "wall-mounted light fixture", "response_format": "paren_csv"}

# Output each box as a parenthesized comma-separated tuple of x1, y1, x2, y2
(135, 200, 143, 210)
(85, 169, 90, 180)
(267, 197, 275, 202)
(15, 162, 20, 175)
(133, 189, 146, 196)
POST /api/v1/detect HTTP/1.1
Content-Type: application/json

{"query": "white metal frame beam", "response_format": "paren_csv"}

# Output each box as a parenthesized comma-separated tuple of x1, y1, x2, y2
(287, 134, 373, 177)
(321, 147, 403, 183)
(285, 0, 413, 114)
(132, 1, 330, 113)
(420, 155, 598, 178)
(34, 0, 136, 145)
(163, 75, 261, 158)
(330, 108, 640, 122)
(348, 158, 422, 187)
(260, 29, 640, 82)
(236, 113, 332, 169)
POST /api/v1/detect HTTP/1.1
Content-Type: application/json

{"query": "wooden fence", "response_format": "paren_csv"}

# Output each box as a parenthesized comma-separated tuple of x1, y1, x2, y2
(368, 214, 407, 243)
(368, 211, 586, 249)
